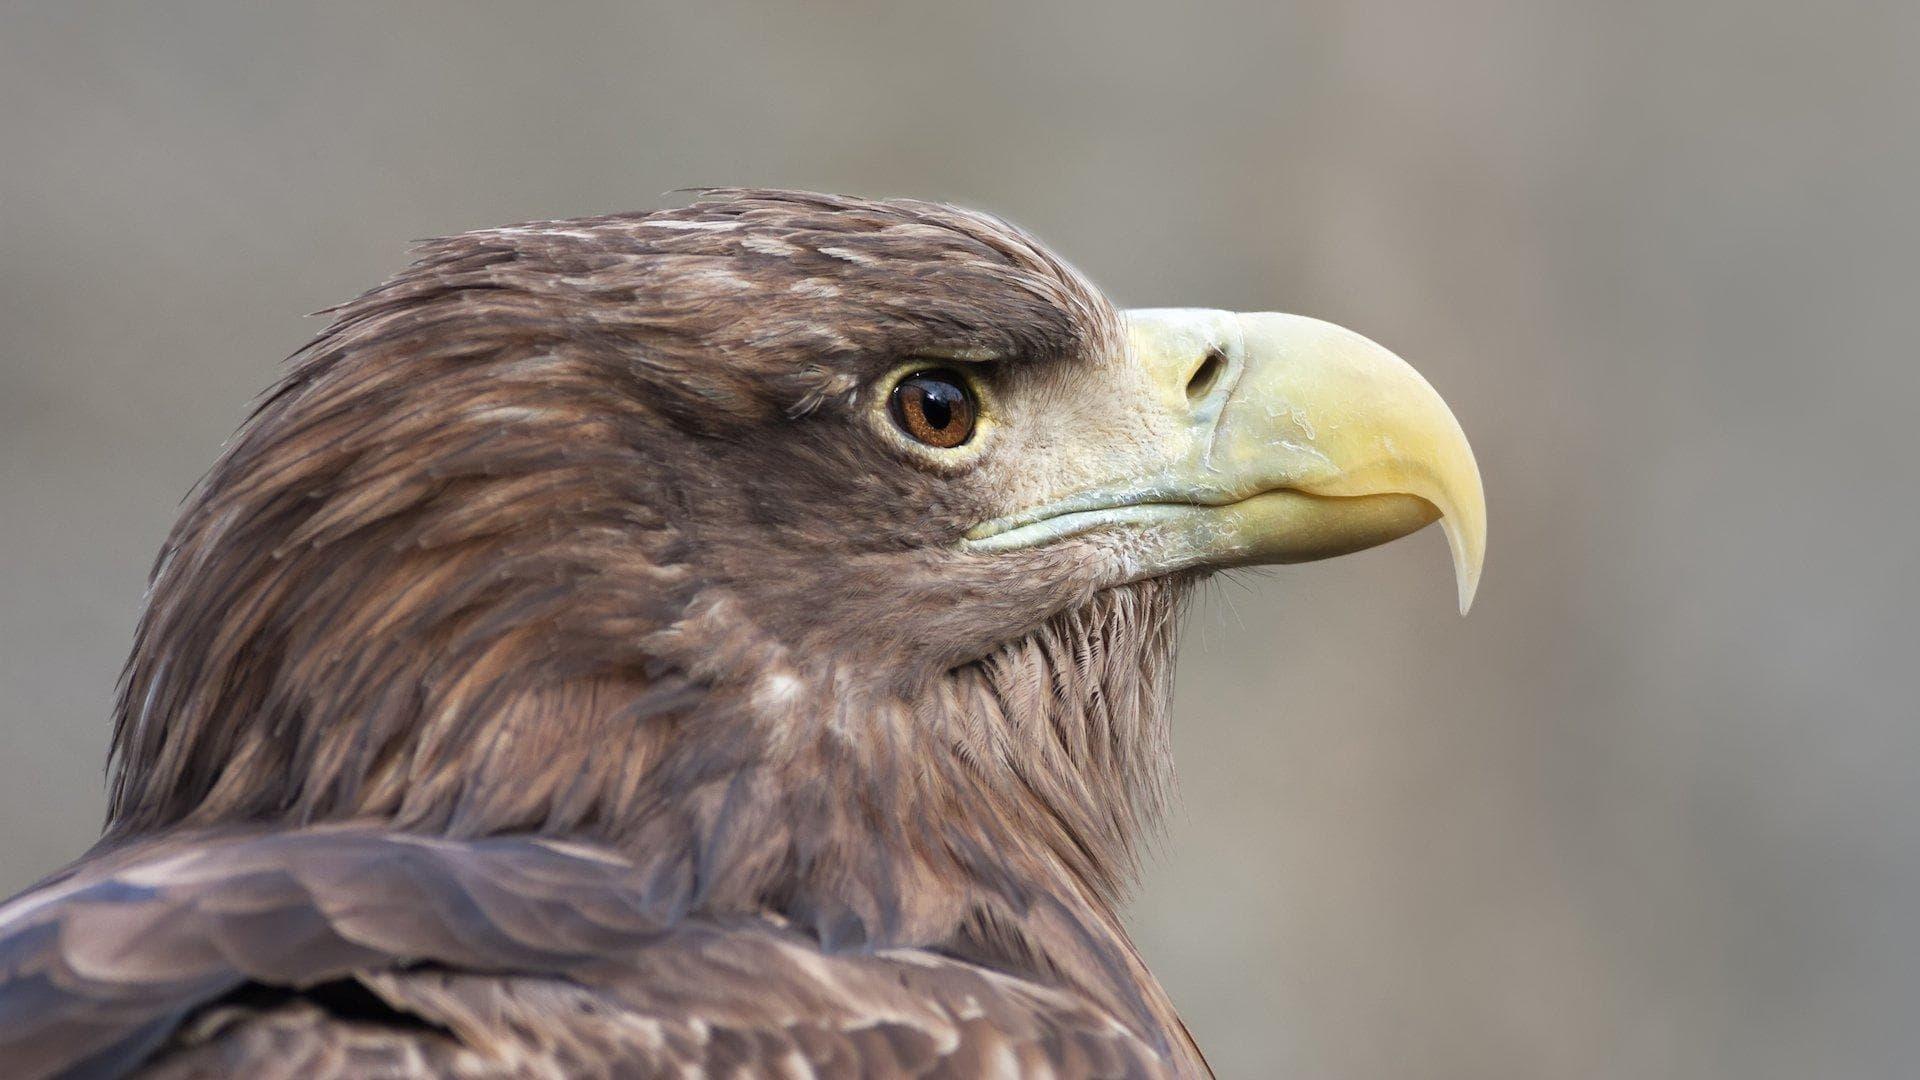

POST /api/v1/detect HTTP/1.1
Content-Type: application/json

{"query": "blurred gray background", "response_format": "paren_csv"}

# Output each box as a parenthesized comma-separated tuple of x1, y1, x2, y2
(2, 2, 1915, 1077)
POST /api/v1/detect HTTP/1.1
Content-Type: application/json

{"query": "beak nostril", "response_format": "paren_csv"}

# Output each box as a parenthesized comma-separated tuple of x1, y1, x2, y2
(1185, 349, 1226, 404)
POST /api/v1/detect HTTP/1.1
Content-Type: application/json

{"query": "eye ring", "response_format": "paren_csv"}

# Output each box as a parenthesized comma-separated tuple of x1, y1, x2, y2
(888, 369, 977, 449)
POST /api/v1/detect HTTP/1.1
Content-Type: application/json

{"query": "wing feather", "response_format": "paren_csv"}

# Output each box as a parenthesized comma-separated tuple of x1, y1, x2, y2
(0, 830, 1168, 1078)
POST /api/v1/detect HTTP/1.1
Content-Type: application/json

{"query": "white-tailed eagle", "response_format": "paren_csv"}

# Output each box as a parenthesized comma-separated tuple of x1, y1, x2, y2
(0, 190, 1484, 1078)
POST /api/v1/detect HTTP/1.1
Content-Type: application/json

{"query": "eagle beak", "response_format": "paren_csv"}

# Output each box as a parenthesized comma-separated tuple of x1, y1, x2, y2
(967, 309, 1486, 613)
(1143, 309, 1485, 613)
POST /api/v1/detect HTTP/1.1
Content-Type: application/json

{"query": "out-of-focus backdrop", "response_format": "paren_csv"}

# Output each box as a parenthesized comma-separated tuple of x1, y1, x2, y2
(2, 3, 1915, 1077)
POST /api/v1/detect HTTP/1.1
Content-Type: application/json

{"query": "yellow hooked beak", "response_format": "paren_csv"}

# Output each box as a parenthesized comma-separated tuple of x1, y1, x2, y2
(966, 309, 1486, 613)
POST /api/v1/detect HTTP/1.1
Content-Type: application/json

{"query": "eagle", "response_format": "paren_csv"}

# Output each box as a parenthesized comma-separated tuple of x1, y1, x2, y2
(0, 190, 1484, 1078)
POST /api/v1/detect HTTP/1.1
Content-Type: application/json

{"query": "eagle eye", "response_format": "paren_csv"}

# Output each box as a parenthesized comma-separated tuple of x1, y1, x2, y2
(888, 370, 976, 449)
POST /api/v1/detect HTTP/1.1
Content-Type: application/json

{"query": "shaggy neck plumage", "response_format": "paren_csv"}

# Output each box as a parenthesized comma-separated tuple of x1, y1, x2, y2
(108, 566, 1186, 914)
(105, 545, 1191, 1045)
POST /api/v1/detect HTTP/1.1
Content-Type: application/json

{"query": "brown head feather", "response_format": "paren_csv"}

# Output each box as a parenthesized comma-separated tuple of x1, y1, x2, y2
(102, 189, 1190, 1047)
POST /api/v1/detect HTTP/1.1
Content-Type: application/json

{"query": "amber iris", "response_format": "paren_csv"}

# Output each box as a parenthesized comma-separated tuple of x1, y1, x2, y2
(888, 370, 976, 448)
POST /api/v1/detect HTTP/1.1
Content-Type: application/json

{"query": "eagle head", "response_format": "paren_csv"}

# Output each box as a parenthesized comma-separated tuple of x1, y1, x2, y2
(104, 189, 1482, 967)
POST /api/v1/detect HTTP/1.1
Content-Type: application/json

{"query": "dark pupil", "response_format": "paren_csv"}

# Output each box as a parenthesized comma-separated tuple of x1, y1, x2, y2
(917, 380, 957, 430)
